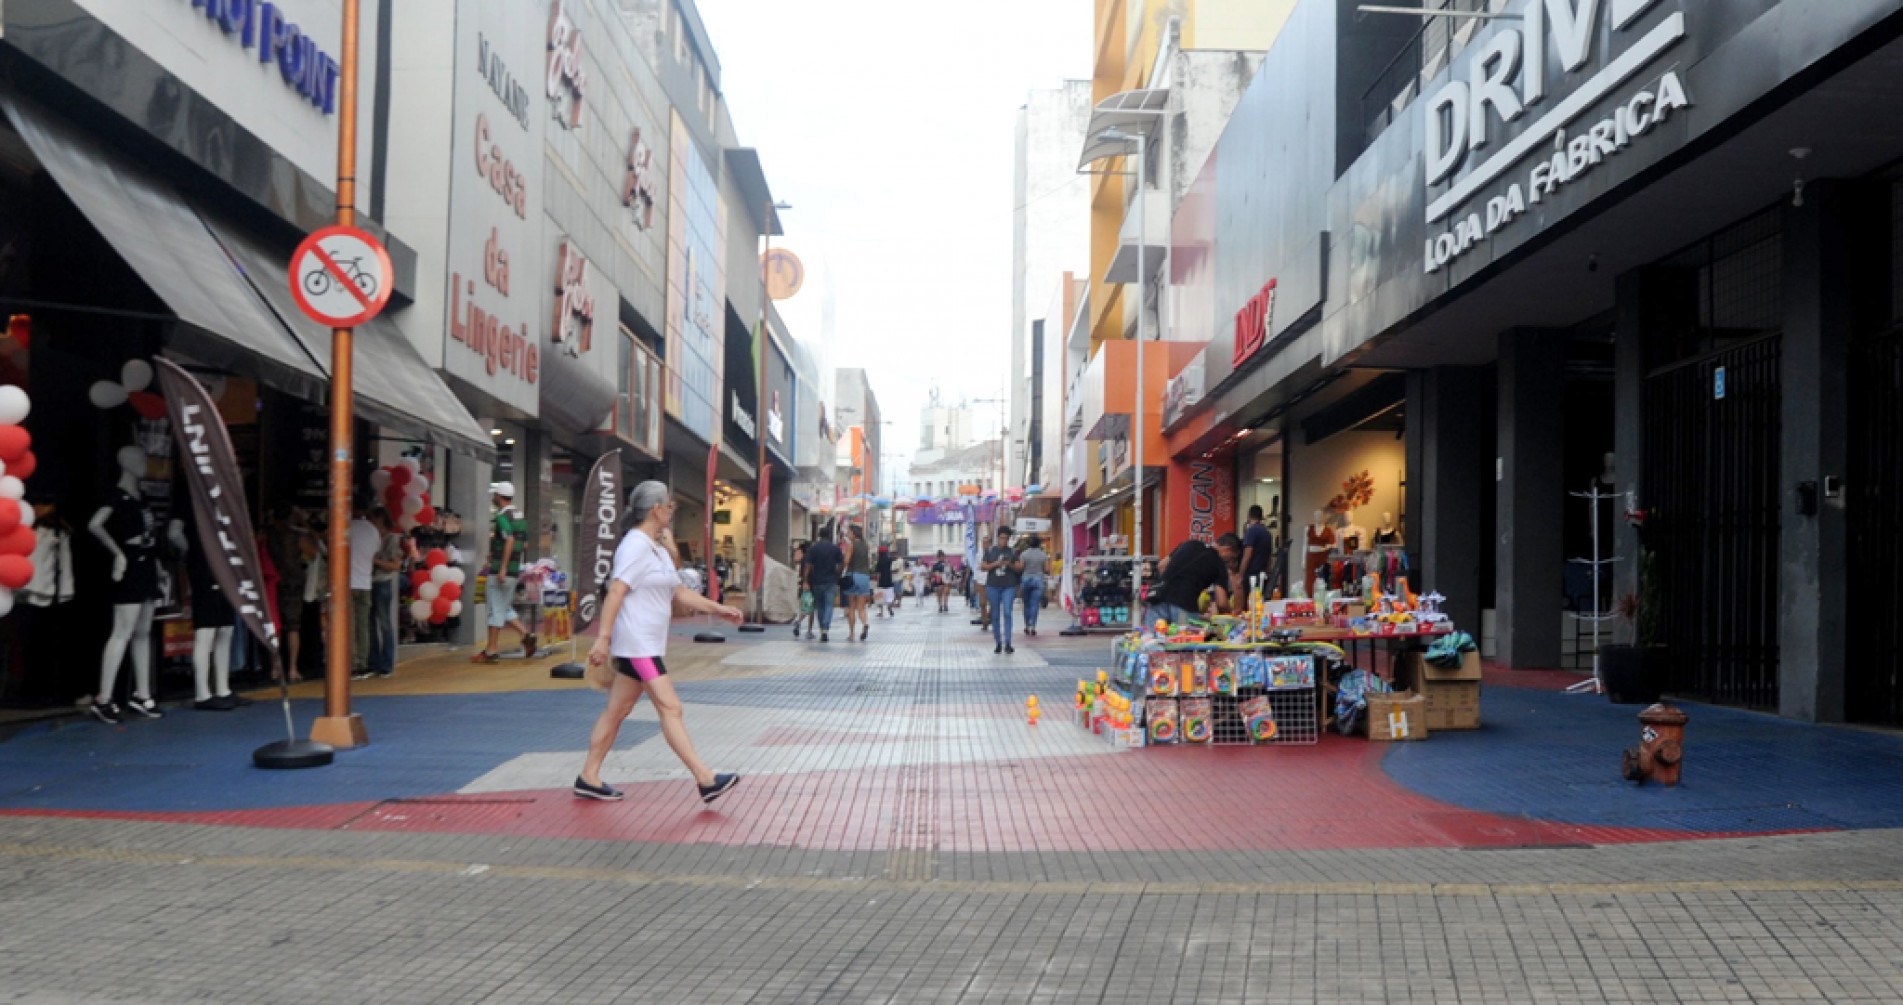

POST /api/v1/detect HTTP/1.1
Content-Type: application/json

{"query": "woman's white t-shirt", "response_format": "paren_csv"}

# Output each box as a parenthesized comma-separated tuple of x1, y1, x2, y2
(611, 529, 679, 659)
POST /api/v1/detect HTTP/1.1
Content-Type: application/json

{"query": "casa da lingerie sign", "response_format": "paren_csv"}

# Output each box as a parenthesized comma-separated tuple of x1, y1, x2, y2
(1421, 0, 1689, 274)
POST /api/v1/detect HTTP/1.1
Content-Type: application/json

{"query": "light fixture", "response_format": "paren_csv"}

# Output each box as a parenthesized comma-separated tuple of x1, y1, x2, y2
(1791, 147, 1811, 208)
(490, 428, 503, 436)
(504, 438, 517, 446)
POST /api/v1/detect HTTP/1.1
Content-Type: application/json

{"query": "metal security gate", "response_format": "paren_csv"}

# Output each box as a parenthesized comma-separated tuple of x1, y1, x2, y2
(1848, 327, 1903, 724)
(1642, 336, 1781, 708)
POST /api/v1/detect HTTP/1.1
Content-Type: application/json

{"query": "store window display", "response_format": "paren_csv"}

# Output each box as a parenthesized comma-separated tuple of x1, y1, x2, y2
(87, 446, 163, 724)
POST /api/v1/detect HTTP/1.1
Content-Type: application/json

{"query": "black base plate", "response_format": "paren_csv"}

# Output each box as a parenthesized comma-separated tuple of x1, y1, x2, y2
(253, 739, 335, 769)
(550, 663, 586, 679)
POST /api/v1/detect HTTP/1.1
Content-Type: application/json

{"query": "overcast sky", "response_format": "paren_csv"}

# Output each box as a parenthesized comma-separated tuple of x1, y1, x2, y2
(698, 0, 1093, 488)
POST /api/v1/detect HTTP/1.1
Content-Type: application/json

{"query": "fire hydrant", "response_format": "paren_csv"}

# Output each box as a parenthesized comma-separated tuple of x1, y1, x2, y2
(1622, 703, 1688, 786)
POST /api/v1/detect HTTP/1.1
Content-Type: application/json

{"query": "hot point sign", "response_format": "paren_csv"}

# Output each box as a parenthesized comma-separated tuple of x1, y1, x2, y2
(1421, 0, 1689, 274)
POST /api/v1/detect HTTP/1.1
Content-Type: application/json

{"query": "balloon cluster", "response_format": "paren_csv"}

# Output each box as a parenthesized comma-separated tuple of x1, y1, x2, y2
(89, 360, 166, 419)
(0, 384, 35, 616)
(408, 548, 465, 625)
(370, 457, 438, 532)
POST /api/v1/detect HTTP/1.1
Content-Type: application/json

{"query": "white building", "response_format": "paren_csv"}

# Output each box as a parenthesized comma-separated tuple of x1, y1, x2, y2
(905, 439, 1005, 557)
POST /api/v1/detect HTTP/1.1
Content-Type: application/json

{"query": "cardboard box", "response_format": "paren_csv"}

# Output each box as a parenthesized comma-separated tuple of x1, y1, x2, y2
(1403, 650, 1483, 687)
(1422, 680, 1481, 731)
(1366, 691, 1428, 741)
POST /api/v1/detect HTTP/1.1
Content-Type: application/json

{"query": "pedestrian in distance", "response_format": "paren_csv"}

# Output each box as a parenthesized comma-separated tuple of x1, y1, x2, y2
(1017, 534, 1048, 637)
(931, 551, 951, 612)
(471, 481, 534, 663)
(874, 545, 898, 618)
(842, 523, 873, 641)
(791, 542, 815, 639)
(802, 530, 844, 642)
(981, 527, 1023, 654)
(577, 481, 741, 804)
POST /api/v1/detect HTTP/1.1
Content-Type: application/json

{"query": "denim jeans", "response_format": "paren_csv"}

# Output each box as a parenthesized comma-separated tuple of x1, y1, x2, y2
(811, 583, 838, 632)
(1019, 580, 1044, 629)
(987, 585, 1018, 648)
(370, 579, 397, 673)
(1148, 601, 1195, 629)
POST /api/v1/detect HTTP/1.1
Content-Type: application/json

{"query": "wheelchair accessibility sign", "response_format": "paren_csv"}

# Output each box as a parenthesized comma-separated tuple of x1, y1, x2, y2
(289, 225, 394, 328)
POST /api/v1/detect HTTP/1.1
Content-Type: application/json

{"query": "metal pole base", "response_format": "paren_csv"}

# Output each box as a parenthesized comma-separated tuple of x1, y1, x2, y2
(549, 663, 587, 679)
(1059, 627, 1089, 637)
(737, 624, 765, 633)
(693, 632, 727, 643)
(253, 739, 335, 769)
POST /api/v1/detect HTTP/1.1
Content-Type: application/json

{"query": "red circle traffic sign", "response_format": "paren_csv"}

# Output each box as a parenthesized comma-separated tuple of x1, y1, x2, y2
(288, 225, 395, 328)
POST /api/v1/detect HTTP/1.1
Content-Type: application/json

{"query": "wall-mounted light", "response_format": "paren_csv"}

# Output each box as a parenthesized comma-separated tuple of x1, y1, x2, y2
(1791, 147, 1811, 207)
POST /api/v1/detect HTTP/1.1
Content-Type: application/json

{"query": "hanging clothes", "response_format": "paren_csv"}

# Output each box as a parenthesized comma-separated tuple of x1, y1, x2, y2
(20, 526, 73, 607)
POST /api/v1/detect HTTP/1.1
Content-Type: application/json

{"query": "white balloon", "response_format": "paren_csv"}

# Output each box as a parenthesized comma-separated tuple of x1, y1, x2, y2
(120, 359, 153, 392)
(445, 567, 467, 587)
(430, 564, 455, 585)
(88, 381, 128, 410)
(369, 469, 392, 491)
(397, 457, 421, 475)
(0, 588, 14, 617)
(448, 601, 462, 618)
(396, 514, 417, 531)
(0, 477, 24, 501)
(409, 600, 433, 622)
(400, 494, 424, 516)
(416, 581, 440, 601)
(0, 387, 29, 426)
(403, 480, 428, 499)
(18, 505, 32, 529)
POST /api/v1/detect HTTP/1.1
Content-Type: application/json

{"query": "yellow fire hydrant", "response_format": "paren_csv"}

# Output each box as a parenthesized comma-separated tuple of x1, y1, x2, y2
(1622, 703, 1688, 786)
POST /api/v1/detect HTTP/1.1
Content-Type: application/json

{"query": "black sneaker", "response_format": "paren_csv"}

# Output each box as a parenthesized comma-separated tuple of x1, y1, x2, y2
(820, 632, 828, 643)
(1006, 646, 1016, 655)
(193, 698, 226, 711)
(522, 634, 538, 659)
(351, 669, 375, 681)
(994, 645, 1002, 655)
(89, 701, 121, 725)
(861, 626, 869, 641)
(572, 776, 624, 801)
(698, 773, 740, 804)
(124, 697, 163, 719)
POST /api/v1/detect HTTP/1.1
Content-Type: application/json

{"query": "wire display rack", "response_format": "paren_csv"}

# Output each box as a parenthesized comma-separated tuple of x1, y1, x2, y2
(1111, 645, 1321, 747)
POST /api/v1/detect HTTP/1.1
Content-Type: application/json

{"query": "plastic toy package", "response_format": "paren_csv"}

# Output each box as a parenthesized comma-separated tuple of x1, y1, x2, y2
(1148, 653, 1178, 696)
(1265, 655, 1316, 690)
(1181, 697, 1212, 743)
(1146, 698, 1179, 744)
(1236, 652, 1265, 689)
(1239, 695, 1277, 742)
(1182, 653, 1208, 695)
(1209, 652, 1238, 694)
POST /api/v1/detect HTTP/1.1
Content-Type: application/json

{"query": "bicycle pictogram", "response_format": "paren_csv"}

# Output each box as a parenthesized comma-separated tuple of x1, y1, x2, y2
(302, 256, 380, 300)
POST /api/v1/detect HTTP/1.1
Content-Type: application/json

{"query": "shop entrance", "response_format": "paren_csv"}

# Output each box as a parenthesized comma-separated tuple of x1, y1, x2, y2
(1848, 324, 1903, 724)
(1642, 335, 1782, 709)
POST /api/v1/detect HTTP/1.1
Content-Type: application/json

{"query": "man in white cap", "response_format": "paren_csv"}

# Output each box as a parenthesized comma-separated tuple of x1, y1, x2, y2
(471, 481, 535, 663)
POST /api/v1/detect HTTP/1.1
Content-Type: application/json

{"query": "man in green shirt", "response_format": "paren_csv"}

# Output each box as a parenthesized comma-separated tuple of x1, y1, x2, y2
(472, 481, 535, 663)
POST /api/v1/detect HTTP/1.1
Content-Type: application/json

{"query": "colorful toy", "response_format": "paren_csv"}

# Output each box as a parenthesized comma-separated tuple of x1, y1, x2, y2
(1236, 652, 1264, 689)
(1149, 659, 1177, 696)
(1181, 698, 1212, 743)
(1240, 696, 1277, 742)
(1179, 653, 1207, 695)
(1146, 698, 1178, 744)
(1026, 695, 1040, 725)
(1266, 655, 1316, 690)
(1210, 653, 1237, 695)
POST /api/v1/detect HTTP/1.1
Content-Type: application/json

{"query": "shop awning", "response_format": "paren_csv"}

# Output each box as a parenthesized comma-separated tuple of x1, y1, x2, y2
(0, 92, 328, 403)
(199, 214, 496, 462)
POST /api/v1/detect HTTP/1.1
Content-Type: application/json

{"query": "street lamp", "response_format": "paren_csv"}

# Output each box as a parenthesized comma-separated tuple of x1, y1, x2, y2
(1080, 91, 1165, 629)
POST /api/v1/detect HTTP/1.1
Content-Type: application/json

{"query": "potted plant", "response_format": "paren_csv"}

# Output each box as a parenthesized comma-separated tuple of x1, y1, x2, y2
(1600, 544, 1668, 704)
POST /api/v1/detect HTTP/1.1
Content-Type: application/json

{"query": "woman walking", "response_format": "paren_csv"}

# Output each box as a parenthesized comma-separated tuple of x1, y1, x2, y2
(842, 523, 872, 641)
(873, 545, 897, 618)
(577, 481, 742, 804)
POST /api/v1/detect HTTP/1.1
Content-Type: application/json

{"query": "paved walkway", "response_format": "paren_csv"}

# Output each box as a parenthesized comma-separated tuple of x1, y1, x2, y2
(3, 603, 1903, 1002)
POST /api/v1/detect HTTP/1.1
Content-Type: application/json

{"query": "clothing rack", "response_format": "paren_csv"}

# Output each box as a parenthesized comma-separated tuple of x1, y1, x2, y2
(1565, 485, 1620, 695)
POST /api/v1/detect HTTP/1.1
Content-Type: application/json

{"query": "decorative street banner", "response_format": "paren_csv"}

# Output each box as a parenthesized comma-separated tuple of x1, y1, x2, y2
(575, 449, 621, 636)
(963, 502, 979, 573)
(1164, 456, 1236, 546)
(156, 359, 278, 671)
(909, 500, 1001, 525)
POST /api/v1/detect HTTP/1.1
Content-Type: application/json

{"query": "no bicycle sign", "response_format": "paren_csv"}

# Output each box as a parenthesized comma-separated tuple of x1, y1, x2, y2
(289, 225, 394, 329)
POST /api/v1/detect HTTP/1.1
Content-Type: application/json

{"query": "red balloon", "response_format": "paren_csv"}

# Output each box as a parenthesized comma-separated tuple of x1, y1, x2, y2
(439, 582, 462, 602)
(425, 548, 447, 569)
(416, 506, 437, 526)
(0, 426, 27, 464)
(9, 451, 35, 481)
(429, 613, 447, 624)
(388, 465, 412, 487)
(128, 392, 167, 420)
(0, 554, 31, 589)
(411, 569, 431, 589)
(0, 526, 32, 557)
(0, 498, 18, 535)
(430, 596, 453, 618)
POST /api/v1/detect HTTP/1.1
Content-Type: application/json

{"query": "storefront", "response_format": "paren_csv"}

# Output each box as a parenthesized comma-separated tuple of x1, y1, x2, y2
(1166, 0, 1903, 722)
(0, 0, 493, 707)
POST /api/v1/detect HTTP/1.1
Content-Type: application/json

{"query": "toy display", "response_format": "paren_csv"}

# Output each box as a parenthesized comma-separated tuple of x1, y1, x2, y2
(1146, 698, 1179, 744)
(1210, 653, 1237, 695)
(1181, 697, 1212, 743)
(1240, 696, 1277, 742)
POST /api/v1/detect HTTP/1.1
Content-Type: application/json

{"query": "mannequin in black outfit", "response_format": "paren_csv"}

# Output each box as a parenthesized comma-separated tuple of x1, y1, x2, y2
(87, 446, 164, 724)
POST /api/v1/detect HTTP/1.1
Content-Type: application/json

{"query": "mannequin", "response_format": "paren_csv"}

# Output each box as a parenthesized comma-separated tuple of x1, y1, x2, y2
(88, 446, 164, 724)
(1302, 509, 1335, 587)
(175, 512, 237, 711)
(1374, 511, 1402, 547)
(1339, 513, 1367, 554)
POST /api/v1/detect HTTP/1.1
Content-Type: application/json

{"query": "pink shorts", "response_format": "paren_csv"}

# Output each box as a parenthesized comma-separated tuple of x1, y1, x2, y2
(613, 656, 668, 682)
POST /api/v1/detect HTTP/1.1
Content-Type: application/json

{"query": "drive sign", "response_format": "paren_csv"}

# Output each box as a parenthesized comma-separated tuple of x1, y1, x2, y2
(289, 225, 395, 328)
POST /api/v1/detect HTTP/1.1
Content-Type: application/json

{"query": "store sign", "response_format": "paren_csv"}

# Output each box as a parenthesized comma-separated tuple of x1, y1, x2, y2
(767, 390, 785, 444)
(182, 0, 340, 114)
(1232, 278, 1276, 368)
(1164, 359, 1204, 428)
(546, 0, 587, 131)
(1165, 457, 1235, 546)
(474, 114, 530, 219)
(477, 34, 532, 131)
(551, 240, 597, 356)
(623, 129, 658, 230)
(730, 390, 757, 440)
(1422, 0, 1689, 274)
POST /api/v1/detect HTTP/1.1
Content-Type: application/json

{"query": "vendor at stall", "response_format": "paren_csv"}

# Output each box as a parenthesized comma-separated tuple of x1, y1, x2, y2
(1147, 534, 1241, 626)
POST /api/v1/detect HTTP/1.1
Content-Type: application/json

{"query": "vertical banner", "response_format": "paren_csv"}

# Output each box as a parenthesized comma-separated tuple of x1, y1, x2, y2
(1060, 507, 1075, 614)
(575, 449, 621, 636)
(704, 441, 720, 602)
(963, 501, 978, 571)
(155, 359, 278, 672)
(1164, 457, 1237, 546)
